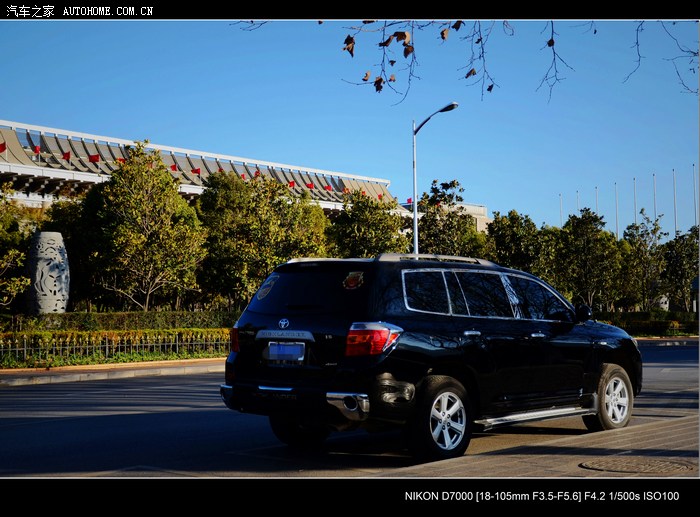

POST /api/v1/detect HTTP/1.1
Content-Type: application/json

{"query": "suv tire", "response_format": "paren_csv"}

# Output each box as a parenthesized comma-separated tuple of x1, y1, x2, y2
(269, 413, 330, 449)
(409, 375, 473, 461)
(583, 363, 634, 432)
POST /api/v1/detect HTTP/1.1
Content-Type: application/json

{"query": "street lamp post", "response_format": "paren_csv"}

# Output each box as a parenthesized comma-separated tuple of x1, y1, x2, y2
(412, 101, 458, 256)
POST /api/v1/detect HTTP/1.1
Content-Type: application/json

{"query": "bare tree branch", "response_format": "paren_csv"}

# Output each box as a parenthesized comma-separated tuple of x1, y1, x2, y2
(660, 20, 699, 94)
(458, 20, 500, 99)
(230, 20, 269, 31)
(623, 20, 698, 94)
(536, 21, 576, 102)
(232, 20, 697, 101)
(337, 20, 417, 103)
(623, 21, 645, 83)
(572, 20, 598, 35)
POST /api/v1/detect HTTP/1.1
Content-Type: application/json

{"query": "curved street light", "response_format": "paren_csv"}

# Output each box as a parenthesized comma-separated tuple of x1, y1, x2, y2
(412, 101, 459, 255)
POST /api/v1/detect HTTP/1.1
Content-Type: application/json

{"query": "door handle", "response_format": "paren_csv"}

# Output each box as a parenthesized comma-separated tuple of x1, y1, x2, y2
(463, 330, 481, 337)
(530, 332, 546, 339)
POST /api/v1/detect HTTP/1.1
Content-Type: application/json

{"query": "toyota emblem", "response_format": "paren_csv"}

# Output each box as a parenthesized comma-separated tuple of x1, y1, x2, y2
(278, 318, 290, 329)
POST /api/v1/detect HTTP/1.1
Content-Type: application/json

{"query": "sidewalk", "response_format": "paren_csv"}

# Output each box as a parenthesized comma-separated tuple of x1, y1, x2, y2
(382, 415, 698, 478)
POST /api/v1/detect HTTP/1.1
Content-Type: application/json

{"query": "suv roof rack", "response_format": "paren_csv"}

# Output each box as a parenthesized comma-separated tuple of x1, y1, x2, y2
(286, 257, 373, 264)
(376, 253, 499, 267)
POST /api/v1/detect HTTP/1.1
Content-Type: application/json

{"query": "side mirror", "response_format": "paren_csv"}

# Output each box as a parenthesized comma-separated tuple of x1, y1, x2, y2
(575, 304, 592, 322)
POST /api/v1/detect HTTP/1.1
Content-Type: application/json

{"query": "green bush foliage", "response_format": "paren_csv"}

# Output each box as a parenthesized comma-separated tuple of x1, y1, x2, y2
(1, 311, 239, 332)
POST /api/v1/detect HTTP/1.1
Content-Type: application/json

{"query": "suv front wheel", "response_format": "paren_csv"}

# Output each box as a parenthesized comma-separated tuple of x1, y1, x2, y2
(583, 363, 634, 432)
(409, 375, 473, 461)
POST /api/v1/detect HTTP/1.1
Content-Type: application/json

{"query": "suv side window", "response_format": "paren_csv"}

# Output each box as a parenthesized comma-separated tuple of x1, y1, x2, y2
(507, 274, 573, 322)
(454, 271, 513, 318)
(403, 270, 449, 314)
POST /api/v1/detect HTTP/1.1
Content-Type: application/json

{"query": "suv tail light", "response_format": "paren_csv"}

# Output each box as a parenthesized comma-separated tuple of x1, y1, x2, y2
(230, 326, 239, 353)
(346, 322, 403, 356)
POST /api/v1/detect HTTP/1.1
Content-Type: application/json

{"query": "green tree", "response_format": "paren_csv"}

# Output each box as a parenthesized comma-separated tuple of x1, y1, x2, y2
(622, 209, 668, 311)
(559, 208, 622, 310)
(417, 179, 486, 257)
(661, 225, 699, 311)
(0, 248, 29, 308)
(0, 183, 30, 309)
(485, 209, 539, 271)
(198, 171, 328, 310)
(84, 141, 206, 311)
(530, 225, 566, 294)
(328, 189, 409, 258)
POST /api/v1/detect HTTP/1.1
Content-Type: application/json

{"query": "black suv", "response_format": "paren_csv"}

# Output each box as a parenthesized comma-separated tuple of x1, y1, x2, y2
(220, 254, 642, 461)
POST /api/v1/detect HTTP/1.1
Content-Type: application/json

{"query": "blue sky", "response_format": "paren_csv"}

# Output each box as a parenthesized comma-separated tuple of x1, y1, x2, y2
(1, 19, 697, 239)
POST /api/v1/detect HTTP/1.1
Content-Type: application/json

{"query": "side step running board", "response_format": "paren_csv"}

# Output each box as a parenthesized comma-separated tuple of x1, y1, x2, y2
(475, 406, 596, 431)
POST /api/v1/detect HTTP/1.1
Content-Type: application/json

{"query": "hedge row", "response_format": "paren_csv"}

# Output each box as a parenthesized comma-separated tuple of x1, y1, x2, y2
(0, 328, 232, 368)
(596, 311, 699, 323)
(0, 309, 695, 368)
(595, 311, 698, 336)
(598, 320, 698, 337)
(1, 311, 240, 332)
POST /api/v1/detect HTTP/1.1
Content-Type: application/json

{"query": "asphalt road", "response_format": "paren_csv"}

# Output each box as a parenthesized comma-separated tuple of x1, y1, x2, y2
(0, 343, 695, 478)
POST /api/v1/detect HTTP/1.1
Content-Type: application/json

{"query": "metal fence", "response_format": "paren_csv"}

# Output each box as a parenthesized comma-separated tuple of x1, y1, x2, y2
(0, 330, 231, 367)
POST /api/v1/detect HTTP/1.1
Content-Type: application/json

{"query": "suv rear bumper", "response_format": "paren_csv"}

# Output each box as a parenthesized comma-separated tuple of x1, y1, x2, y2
(220, 383, 371, 422)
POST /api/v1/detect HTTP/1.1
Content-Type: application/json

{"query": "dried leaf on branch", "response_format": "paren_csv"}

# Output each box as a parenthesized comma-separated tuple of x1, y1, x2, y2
(379, 35, 394, 47)
(343, 35, 355, 57)
(394, 31, 411, 45)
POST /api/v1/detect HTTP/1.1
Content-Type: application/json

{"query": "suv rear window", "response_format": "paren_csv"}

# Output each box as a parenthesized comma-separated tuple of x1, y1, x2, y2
(245, 262, 373, 318)
(403, 270, 449, 314)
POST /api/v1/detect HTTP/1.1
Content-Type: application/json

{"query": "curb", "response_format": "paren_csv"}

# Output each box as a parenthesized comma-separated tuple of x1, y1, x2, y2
(0, 358, 225, 387)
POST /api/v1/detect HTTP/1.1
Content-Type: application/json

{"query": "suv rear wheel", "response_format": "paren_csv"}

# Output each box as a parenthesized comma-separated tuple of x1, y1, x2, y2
(583, 363, 634, 431)
(409, 375, 473, 461)
(269, 413, 331, 449)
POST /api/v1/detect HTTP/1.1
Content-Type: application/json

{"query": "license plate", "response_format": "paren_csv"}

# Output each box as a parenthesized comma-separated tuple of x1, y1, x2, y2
(266, 342, 305, 362)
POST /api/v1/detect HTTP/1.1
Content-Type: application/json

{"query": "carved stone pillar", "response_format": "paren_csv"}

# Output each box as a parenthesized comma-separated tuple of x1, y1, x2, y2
(28, 231, 70, 314)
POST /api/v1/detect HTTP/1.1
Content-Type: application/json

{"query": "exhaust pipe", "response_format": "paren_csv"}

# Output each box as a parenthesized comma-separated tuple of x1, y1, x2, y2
(327, 392, 370, 421)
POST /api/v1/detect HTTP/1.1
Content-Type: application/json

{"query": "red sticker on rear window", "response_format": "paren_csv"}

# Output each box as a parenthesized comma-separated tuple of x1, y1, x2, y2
(256, 273, 279, 300)
(343, 271, 364, 290)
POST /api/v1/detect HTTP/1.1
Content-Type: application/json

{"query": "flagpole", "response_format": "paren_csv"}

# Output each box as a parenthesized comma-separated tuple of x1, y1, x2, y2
(673, 168, 677, 235)
(595, 186, 598, 214)
(615, 182, 619, 239)
(633, 177, 637, 225)
(652, 172, 656, 220)
(693, 163, 698, 227)
(559, 193, 563, 227)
